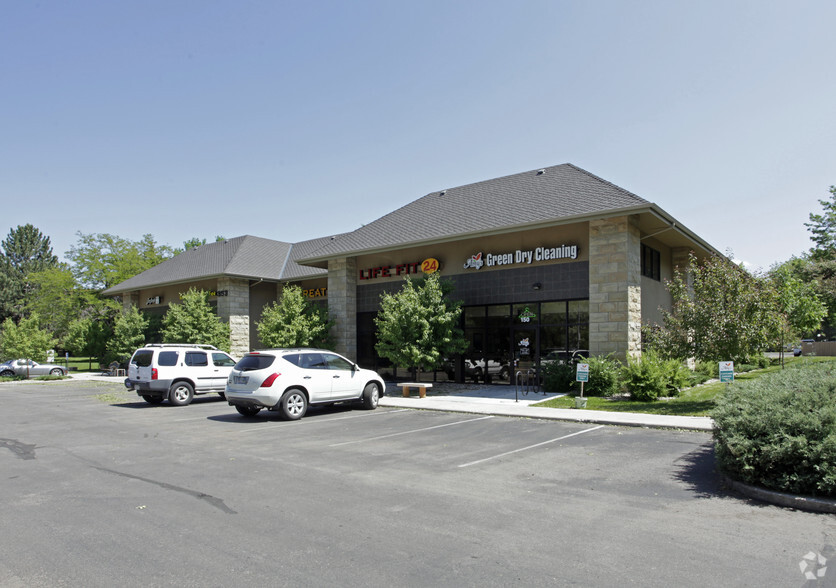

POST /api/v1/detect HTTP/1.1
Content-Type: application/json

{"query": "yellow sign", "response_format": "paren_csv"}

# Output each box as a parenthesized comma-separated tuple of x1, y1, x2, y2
(421, 258, 440, 274)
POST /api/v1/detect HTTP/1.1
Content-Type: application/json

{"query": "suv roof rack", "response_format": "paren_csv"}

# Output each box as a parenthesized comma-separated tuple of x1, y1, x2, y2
(143, 343, 218, 350)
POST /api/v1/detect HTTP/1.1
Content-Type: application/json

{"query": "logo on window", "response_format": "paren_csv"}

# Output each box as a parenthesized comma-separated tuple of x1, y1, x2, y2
(519, 307, 537, 323)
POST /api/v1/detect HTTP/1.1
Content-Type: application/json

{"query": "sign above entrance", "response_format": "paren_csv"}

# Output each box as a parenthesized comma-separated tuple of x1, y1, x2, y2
(518, 307, 537, 323)
(359, 258, 442, 281)
(463, 244, 579, 270)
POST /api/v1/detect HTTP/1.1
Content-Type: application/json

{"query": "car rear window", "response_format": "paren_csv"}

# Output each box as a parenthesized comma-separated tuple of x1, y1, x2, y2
(158, 351, 179, 367)
(131, 350, 154, 367)
(235, 354, 276, 371)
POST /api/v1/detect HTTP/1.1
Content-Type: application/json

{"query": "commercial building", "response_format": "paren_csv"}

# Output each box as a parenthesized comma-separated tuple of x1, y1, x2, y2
(104, 163, 719, 380)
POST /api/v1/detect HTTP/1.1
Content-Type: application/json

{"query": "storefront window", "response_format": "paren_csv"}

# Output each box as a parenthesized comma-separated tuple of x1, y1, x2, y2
(540, 301, 565, 325)
(464, 306, 486, 328)
(569, 300, 589, 324)
(540, 324, 568, 357)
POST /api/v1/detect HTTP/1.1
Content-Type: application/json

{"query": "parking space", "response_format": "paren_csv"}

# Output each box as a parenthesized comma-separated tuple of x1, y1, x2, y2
(97, 388, 615, 472)
(2, 380, 833, 588)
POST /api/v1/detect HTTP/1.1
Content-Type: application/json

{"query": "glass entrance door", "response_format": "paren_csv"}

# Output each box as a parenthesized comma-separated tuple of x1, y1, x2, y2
(513, 327, 538, 384)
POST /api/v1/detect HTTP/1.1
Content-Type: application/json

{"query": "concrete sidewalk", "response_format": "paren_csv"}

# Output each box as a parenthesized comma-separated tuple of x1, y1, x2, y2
(380, 383, 714, 432)
(68, 373, 713, 432)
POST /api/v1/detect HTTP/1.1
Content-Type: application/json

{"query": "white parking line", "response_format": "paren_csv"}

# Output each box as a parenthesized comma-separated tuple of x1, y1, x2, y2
(329, 415, 495, 447)
(232, 408, 411, 434)
(457, 424, 605, 468)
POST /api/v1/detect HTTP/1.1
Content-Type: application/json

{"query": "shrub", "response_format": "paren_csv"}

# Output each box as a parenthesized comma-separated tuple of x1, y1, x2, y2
(713, 362, 836, 497)
(622, 352, 667, 401)
(661, 358, 690, 397)
(695, 360, 716, 379)
(541, 362, 575, 393)
(584, 355, 623, 397)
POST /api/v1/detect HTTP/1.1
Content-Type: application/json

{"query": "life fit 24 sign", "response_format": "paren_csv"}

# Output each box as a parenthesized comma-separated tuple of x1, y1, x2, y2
(463, 244, 579, 270)
(359, 258, 440, 280)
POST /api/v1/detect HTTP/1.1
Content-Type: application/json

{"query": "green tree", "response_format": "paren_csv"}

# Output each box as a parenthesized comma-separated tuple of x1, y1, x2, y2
(257, 285, 334, 348)
(652, 254, 783, 363)
(106, 306, 148, 363)
(66, 316, 113, 365)
(804, 185, 836, 260)
(24, 265, 90, 341)
(0, 224, 59, 322)
(768, 260, 827, 339)
(0, 314, 57, 361)
(176, 236, 227, 254)
(374, 273, 468, 380)
(182, 237, 207, 250)
(161, 288, 231, 352)
(66, 232, 175, 290)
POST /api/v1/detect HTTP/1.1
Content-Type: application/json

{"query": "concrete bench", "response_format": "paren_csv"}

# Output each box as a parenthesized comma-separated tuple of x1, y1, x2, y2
(401, 382, 432, 398)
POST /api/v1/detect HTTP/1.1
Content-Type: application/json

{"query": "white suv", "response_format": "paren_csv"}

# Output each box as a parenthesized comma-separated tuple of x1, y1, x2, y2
(126, 344, 237, 406)
(225, 349, 385, 420)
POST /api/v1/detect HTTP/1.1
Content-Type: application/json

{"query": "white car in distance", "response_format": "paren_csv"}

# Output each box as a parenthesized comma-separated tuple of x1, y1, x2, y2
(225, 349, 385, 420)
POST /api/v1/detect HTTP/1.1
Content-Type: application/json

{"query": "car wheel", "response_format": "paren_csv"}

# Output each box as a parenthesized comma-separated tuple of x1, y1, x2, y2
(0, 370, 14, 377)
(168, 381, 194, 406)
(279, 389, 307, 420)
(499, 366, 510, 380)
(50, 368, 64, 376)
(235, 405, 261, 417)
(142, 395, 164, 405)
(361, 382, 380, 410)
(218, 391, 226, 400)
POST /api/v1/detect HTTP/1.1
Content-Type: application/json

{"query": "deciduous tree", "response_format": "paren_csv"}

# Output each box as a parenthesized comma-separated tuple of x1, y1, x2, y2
(257, 285, 333, 348)
(374, 273, 468, 379)
(161, 288, 231, 352)
(768, 260, 827, 339)
(0, 314, 57, 362)
(106, 306, 148, 363)
(66, 232, 175, 290)
(651, 254, 782, 363)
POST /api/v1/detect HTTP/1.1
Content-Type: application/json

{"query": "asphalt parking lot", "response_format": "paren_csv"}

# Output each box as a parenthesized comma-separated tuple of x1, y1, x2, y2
(2, 380, 834, 587)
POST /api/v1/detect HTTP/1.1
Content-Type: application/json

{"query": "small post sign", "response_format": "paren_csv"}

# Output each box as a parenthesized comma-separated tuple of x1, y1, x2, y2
(576, 363, 590, 383)
(576, 362, 590, 399)
(719, 361, 734, 383)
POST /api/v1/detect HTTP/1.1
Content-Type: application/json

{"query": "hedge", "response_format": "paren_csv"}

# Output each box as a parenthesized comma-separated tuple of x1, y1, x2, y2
(712, 362, 836, 497)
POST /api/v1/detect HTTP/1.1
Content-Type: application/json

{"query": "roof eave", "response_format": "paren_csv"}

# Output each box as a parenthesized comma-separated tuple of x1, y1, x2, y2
(296, 204, 660, 266)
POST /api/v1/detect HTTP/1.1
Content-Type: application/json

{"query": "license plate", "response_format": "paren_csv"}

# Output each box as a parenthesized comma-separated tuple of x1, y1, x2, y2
(233, 375, 248, 385)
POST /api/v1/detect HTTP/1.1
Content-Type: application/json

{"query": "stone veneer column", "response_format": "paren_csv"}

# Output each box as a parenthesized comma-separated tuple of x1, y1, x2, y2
(216, 277, 250, 358)
(589, 216, 642, 361)
(327, 258, 357, 359)
(122, 292, 140, 312)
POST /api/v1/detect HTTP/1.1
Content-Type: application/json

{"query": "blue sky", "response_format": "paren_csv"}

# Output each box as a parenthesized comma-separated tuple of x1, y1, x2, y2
(2, 0, 834, 271)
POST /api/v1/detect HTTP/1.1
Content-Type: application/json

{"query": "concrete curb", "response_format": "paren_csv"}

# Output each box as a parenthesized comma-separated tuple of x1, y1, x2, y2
(378, 396, 714, 431)
(722, 475, 836, 514)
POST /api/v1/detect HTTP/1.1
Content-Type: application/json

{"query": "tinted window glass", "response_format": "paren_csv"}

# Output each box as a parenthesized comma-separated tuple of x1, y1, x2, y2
(212, 353, 236, 367)
(158, 351, 179, 367)
(235, 354, 276, 371)
(323, 354, 353, 371)
(282, 353, 303, 367)
(185, 351, 208, 367)
(299, 353, 327, 369)
(132, 350, 154, 367)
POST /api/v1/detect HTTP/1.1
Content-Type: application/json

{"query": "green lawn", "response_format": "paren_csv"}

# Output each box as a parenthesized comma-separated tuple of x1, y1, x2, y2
(533, 356, 836, 417)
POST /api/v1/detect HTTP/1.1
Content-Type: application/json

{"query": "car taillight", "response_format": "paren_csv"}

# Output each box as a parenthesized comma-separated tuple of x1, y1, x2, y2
(260, 373, 280, 387)
(151, 368, 158, 380)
